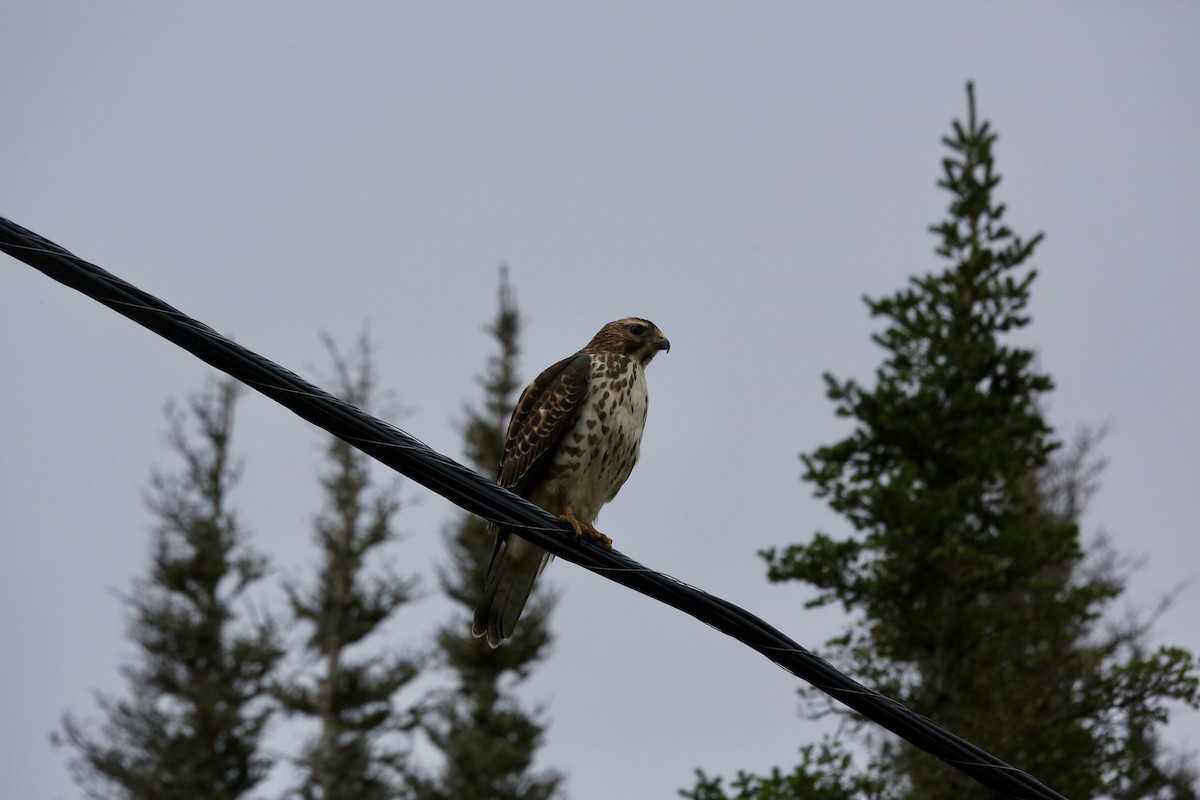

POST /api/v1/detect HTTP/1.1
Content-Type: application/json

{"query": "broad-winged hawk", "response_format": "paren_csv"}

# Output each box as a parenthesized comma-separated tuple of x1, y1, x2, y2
(472, 317, 670, 647)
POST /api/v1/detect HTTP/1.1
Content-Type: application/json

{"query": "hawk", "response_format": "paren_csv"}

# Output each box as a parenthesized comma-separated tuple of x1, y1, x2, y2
(472, 317, 670, 648)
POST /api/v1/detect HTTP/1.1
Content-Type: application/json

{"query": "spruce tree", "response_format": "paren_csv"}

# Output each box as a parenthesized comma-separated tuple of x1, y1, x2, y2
(58, 378, 282, 800)
(685, 84, 1198, 800)
(410, 267, 564, 800)
(274, 331, 423, 800)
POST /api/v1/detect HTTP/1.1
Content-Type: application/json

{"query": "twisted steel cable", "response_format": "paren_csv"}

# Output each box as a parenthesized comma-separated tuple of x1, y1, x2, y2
(1, 216, 1068, 800)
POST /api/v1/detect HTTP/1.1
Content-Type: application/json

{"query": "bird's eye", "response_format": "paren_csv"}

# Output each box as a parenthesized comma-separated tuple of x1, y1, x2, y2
(629, 324, 646, 336)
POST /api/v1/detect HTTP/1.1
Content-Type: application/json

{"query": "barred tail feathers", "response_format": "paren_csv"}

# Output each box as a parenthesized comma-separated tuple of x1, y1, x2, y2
(471, 537, 546, 648)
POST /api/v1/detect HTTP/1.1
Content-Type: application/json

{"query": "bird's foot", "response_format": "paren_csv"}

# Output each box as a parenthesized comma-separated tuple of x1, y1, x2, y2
(559, 512, 613, 551)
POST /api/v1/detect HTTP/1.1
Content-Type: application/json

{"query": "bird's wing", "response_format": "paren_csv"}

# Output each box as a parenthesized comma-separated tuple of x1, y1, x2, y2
(498, 351, 591, 497)
(481, 352, 590, 579)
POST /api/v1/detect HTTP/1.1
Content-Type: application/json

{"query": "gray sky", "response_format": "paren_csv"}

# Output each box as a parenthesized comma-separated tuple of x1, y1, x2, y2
(3, 4, 1198, 799)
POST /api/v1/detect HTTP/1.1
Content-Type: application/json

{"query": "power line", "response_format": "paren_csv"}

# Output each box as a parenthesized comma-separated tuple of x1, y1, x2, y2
(1, 216, 1068, 800)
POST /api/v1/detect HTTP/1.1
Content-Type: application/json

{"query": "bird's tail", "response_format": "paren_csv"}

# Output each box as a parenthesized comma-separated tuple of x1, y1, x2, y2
(471, 537, 546, 648)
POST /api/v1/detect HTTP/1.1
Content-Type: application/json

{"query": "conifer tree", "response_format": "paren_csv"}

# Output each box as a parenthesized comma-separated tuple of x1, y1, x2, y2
(685, 84, 1197, 800)
(410, 267, 564, 800)
(274, 331, 423, 800)
(58, 378, 282, 800)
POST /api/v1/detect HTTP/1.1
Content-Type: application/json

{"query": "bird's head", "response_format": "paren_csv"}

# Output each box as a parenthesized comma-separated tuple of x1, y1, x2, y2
(585, 317, 670, 365)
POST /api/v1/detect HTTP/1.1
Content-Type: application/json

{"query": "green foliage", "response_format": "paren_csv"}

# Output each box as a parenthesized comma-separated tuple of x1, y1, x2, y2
(274, 331, 423, 800)
(688, 84, 1198, 800)
(409, 267, 564, 800)
(682, 741, 889, 800)
(58, 378, 283, 800)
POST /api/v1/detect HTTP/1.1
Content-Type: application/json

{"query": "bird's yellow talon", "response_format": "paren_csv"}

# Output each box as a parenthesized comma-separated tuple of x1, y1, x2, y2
(559, 512, 613, 551)
(559, 512, 585, 538)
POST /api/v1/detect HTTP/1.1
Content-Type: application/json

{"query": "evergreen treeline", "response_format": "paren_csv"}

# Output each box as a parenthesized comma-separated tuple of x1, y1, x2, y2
(58, 87, 1196, 800)
(682, 85, 1198, 800)
(58, 288, 566, 800)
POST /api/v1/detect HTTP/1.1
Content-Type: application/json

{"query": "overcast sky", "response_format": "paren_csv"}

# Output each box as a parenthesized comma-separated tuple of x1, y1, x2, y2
(3, 5, 1198, 800)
